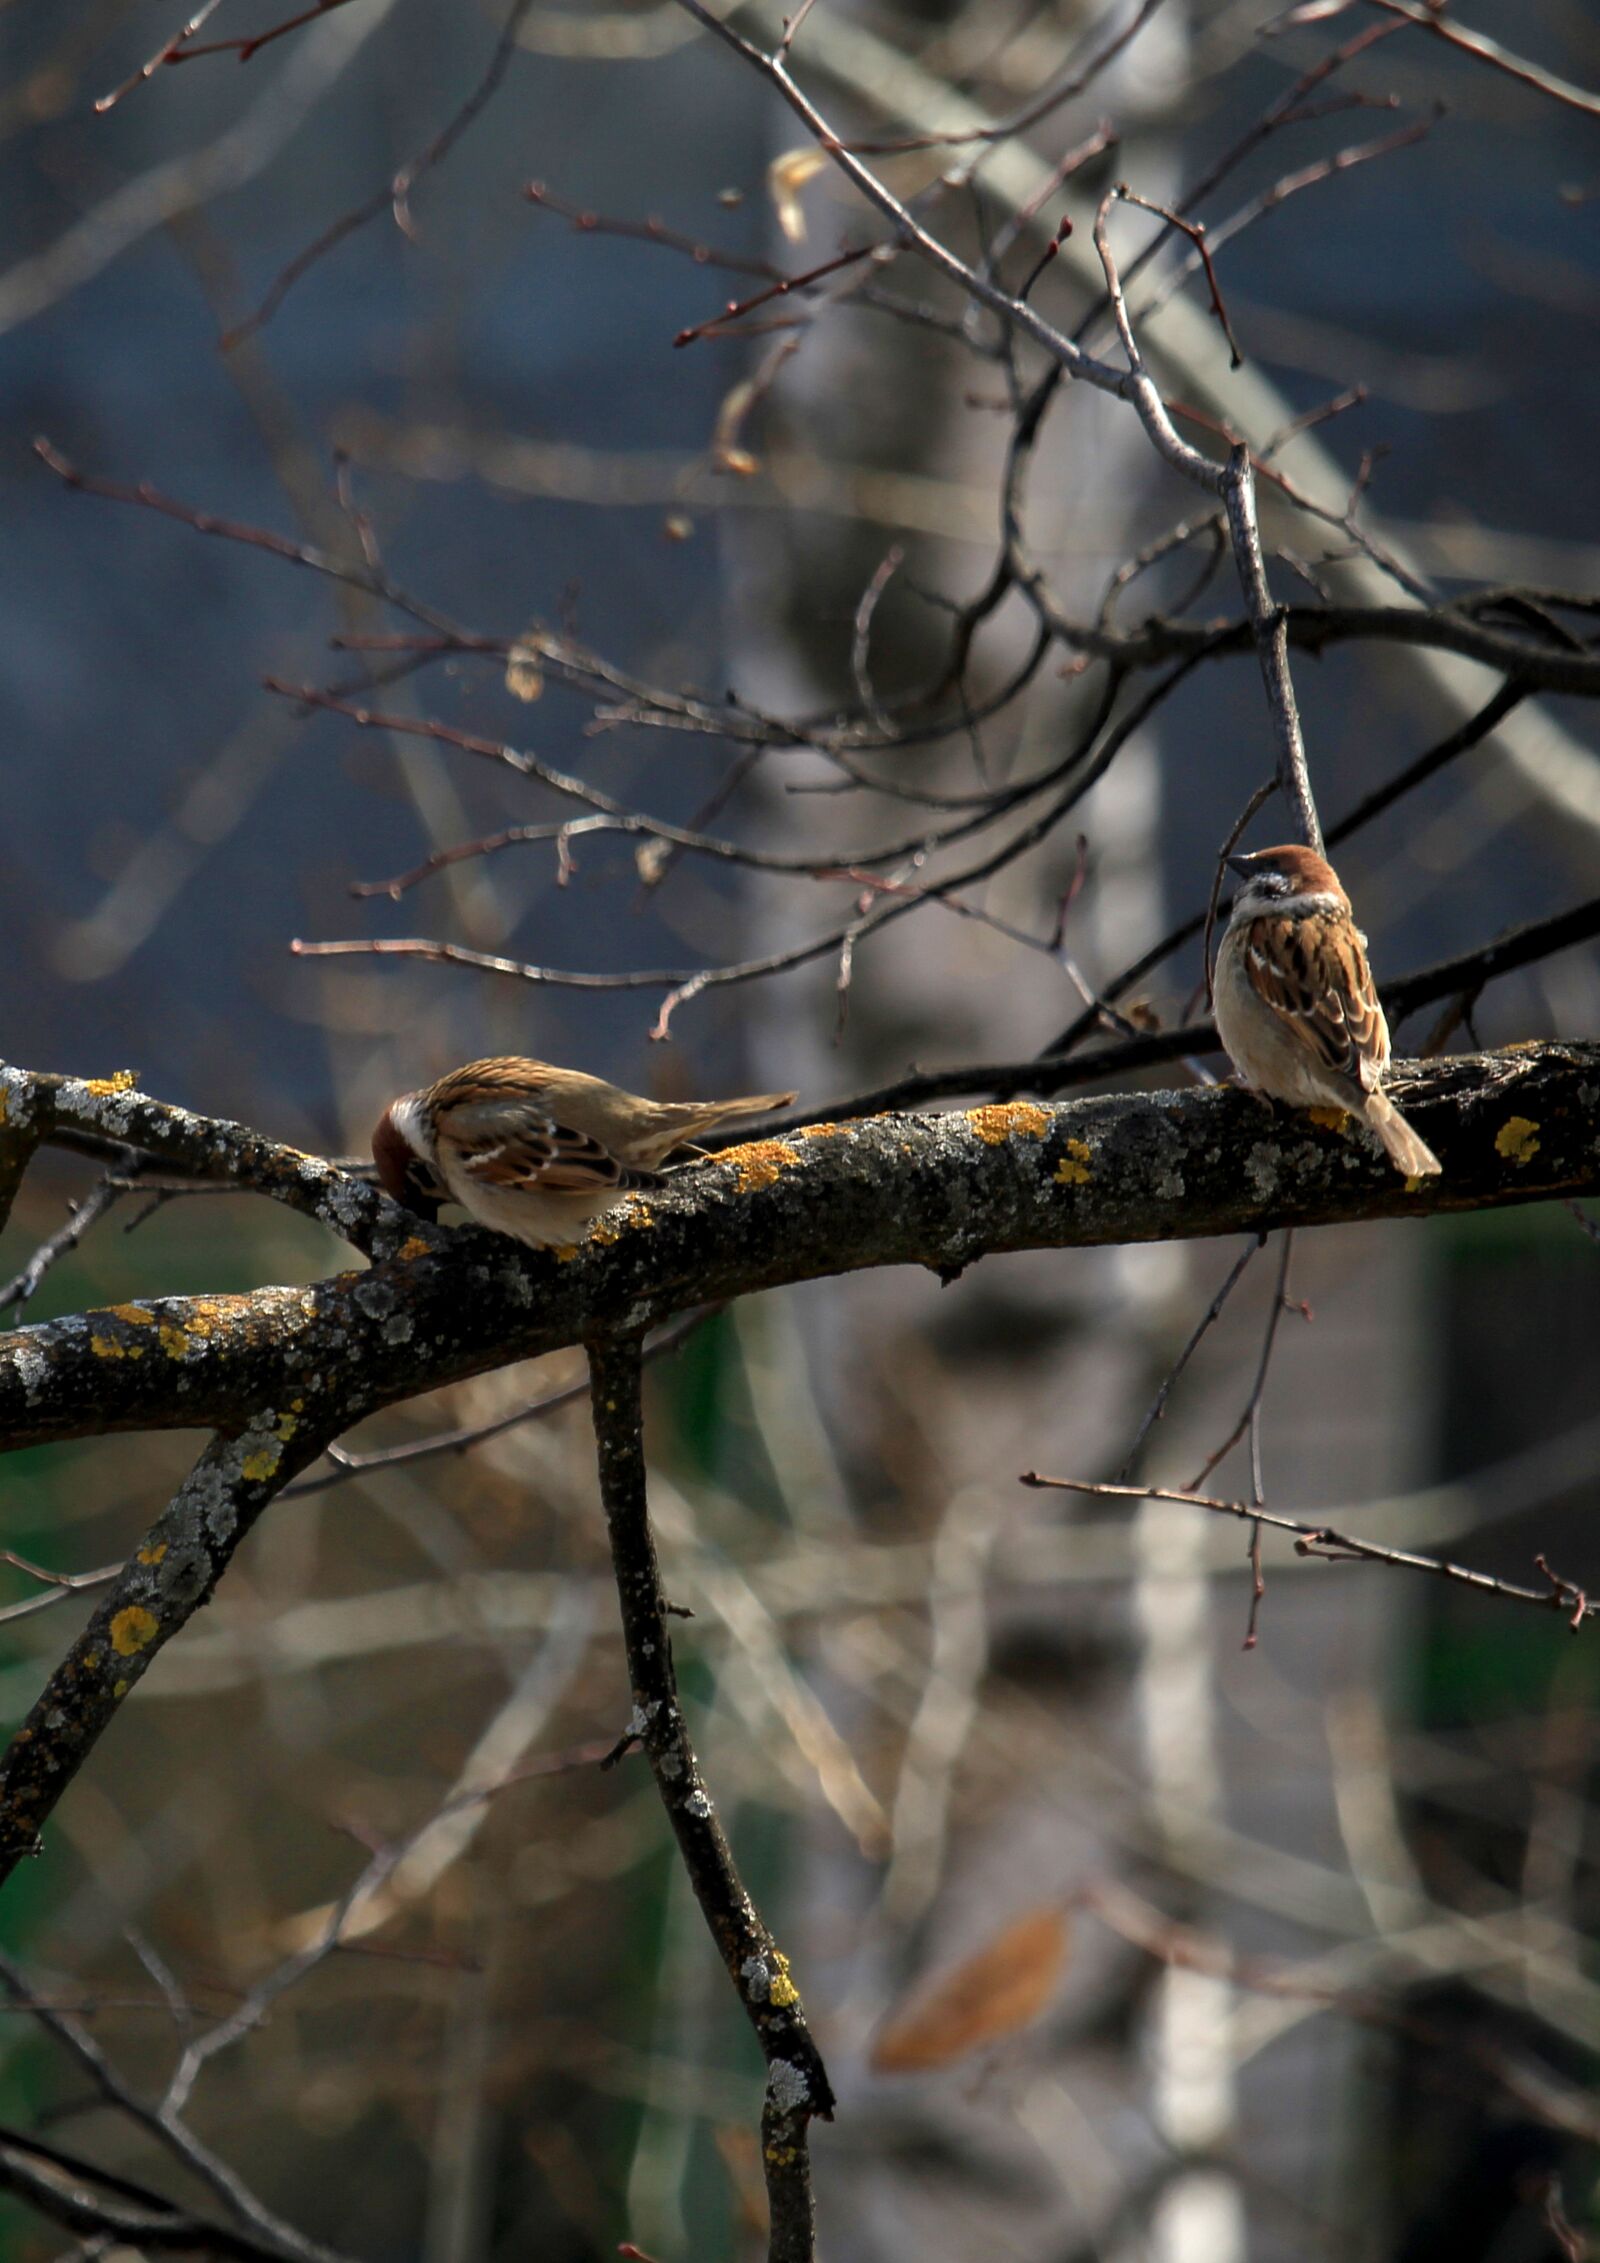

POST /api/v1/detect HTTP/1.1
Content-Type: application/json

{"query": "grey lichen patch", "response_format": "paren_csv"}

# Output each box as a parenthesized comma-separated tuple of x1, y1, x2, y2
(495, 1264, 535, 1310)
(174, 1411, 296, 1548)
(353, 1277, 397, 1322)
(177, 1448, 248, 1547)
(11, 1340, 48, 1402)
(57, 1079, 141, 1138)
(741, 1955, 772, 2002)
(767, 2059, 810, 2113)
(316, 1173, 374, 1236)
(381, 1313, 414, 1345)
(0, 1068, 37, 1128)
(684, 1787, 712, 1818)
(1126, 1108, 1187, 1202)
(1246, 1142, 1285, 1202)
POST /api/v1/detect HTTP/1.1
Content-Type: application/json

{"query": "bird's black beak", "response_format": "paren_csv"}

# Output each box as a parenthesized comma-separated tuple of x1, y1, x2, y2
(1226, 853, 1255, 878)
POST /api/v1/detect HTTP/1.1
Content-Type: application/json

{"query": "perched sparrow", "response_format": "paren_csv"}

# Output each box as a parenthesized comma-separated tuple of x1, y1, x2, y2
(372, 1056, 797, 1247)
(1213, 844, 1441, 1179)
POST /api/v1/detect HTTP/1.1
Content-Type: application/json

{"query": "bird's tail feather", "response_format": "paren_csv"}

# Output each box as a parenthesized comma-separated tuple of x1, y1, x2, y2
(1367, 1091, 1441, 1178)
(674, 1091, 795, 1132)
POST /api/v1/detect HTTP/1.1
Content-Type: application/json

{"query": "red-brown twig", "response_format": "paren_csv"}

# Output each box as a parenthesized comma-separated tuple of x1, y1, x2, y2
(1019, 1473, 1600, 1629)
(220, 0, 535, 347)
(675, 243, 877, 347)
(1115, 185, 1243, 367)
(168, 0, 355, 66)
(94, 0, 226, 112)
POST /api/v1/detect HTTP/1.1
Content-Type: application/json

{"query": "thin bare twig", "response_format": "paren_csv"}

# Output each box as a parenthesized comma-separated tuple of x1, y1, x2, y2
(0, 1170, 128, 1316)
(1118, 1235, 1264, 1479)
(221, 0, 535, 346)
(1364, 0, 1600, 120)
(1019, 1473, 1600, 1628)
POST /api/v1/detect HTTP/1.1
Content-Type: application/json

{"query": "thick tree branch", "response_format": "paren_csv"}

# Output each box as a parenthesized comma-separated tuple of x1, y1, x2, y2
(588, 1336, 833, 2263)
(0, 1065, 422, 1258)
(2, 1044, 1596, 1462)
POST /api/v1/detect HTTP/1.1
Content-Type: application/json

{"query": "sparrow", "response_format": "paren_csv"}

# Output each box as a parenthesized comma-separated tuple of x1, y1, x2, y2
(372, 1056, 798, 1247)
(1213, 844, 1441, 1179)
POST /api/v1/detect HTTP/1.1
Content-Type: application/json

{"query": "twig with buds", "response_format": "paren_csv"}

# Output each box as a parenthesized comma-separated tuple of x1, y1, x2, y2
(1019, 1473, 1600, 1629)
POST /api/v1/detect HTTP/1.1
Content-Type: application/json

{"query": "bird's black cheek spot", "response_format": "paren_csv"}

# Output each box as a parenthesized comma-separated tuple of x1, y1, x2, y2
(402, 1167, 443, 1221)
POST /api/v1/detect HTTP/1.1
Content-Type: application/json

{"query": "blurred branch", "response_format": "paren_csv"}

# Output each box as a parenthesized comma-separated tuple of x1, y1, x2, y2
(0, 1, 392, 341)
(0, 1953, 349, 2261)
(222, 0, 536, 348)
(1362, 0, 1600, 120)
(587, 1336, 834, 2263)
(0, 2124, 339, 2262)
(770, 0, 1600, 836)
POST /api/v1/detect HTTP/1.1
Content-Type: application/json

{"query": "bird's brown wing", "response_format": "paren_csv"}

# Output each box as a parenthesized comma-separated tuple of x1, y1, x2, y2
(435, 1088, 660, 1195)
(1241, 910, 1389, 1091)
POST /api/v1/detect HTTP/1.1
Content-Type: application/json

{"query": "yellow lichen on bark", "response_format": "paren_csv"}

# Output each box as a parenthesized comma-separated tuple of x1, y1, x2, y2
(966, 1103, 1049, 1144)
(721, 1140, 802, 1193)
(1053, 1139, 1093, 1186)
(90, 1333, 144, 1360)
(1495, 1116, 1541, 1162)
(110, 1606, 158, 1656)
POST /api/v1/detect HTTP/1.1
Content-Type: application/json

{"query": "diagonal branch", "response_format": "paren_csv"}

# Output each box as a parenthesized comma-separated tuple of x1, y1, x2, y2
(587, 1336, 834, 2263)
(0, 2123, 330, 2261)
(0, 1957, 348, 2263)
(0, 1414, 343, 1888)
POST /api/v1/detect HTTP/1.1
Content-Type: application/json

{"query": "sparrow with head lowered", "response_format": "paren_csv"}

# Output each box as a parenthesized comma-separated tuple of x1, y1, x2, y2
(1213, 844, 1440, 1179)
(372, 1056, 798, 1248)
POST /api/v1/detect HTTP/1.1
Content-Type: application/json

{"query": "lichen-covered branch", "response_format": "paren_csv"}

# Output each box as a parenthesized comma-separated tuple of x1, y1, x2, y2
(0, 1414, 341, 1887)
(0, 1064, 424, 1259)
(588, 1336, 834, 2263)
(2, 1043, 1597, 1459)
